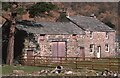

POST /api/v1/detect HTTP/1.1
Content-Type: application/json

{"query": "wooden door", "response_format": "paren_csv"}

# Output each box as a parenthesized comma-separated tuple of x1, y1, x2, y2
(80, 47, 85, 60)
(51, 42, 58, 58)
(51, 42, 66, 58)
(58, 42, 66, 57)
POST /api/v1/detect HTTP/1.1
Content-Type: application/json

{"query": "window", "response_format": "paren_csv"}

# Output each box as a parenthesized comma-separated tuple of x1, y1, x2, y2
(90, 31, 93, 39)
(90, 44, 95, 53)
(38, 34, 46, 43)
(106, 32, 109, 39)
(72, 34, 77, 39)
(119, 43, 120, 49)
(105, 44, 109, 52)
(40, 34, 45, 36)
(40, 34, 45, 41)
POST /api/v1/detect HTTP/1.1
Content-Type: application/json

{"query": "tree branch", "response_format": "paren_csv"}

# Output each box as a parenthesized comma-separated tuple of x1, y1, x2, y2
(2, 14, 11, 21)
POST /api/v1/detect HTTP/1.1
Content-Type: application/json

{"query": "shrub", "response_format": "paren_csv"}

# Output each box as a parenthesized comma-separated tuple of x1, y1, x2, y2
(28, 2, 57, 17)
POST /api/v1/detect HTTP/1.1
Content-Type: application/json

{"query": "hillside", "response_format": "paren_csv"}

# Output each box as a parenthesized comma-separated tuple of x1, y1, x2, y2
(2, 2, 119, 29)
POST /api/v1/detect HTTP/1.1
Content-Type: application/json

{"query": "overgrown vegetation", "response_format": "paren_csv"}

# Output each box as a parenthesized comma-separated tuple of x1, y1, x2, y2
(28, 2, 57, 17)
(56, 12, 69, 22)
(2, 2, 12, 11)
(16, 7, 25, 15)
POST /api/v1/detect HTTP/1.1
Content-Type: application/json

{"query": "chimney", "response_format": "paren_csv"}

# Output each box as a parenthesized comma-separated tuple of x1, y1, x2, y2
(66, 12, 70, 18)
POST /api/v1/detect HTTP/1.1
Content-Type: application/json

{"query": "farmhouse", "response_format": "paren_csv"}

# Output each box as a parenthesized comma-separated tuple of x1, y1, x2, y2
(16, 15, 116, 59)
(66, 15, 116, 58)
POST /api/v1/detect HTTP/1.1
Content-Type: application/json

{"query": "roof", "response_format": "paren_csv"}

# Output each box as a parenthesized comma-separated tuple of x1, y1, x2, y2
(116, 35, 120, 42)
(16, 21, 85, 35)
(67, 15, 115, 32)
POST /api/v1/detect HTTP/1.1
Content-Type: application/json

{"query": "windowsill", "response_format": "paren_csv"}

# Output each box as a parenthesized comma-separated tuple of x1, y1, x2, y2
(90, 38, 93, 39)
(105, 51, 109, 52)
(90, 52, 94, 54)
(105, 37, 109, 39)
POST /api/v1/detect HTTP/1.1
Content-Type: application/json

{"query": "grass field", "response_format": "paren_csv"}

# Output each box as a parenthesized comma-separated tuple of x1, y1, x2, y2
(2, 58, 120, 75)
(29, 57, 120, 71)
(2, 65, 100, 76)
(2, 65, 53, 75)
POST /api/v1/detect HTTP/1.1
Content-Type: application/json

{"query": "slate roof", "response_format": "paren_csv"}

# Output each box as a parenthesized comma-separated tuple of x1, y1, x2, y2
(116, 35, 120, 42)
(16, 21, 85, 35)
(67, 15, 115, 32)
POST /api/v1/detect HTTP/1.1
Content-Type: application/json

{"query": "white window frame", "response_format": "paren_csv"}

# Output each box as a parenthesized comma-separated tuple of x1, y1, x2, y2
(119, 43, 120, 49)
(90, 44, 95, 53)
(90, 31, 93, 39)
(105, 32, 109, 39)
(105, 44, 109, 52)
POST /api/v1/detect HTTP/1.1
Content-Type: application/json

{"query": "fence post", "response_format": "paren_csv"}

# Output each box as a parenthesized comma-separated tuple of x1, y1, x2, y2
(109, 58, 111, 71)
(45, 56, 47, 67)
(60, 57, 62, 65)
(76, 57, 78, 69)
(91, 58, 94, 70)
(34, 56, 35, 66)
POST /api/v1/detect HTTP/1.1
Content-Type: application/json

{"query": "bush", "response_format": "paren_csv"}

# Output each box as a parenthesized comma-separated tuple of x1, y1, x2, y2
(16, 7, 25, 15)
(2, 2, 12, 11)
(28, 2, 57, 17)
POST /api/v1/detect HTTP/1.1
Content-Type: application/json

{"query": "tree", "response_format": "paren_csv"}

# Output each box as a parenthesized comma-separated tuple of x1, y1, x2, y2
(56, 12, 69, 22)
(28, 2, 57, 17)
(105, 21, 116, 30)
(2, 2, 12, 11)
(2, 3, 18, 65)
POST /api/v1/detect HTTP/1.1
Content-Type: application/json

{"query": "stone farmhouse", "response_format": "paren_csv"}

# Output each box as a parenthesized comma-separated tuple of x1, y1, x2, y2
(16, 15, 116, 59)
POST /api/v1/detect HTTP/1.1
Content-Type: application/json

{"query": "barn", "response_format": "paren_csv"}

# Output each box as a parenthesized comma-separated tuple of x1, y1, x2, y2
(16, 15, 116, 60)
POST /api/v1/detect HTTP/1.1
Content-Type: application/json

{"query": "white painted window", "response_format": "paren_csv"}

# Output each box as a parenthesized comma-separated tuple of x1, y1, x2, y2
(105, 44, 109, 52)
(119, 43, 120, 49)
(105, 32, 109, 39)
(90, 44, 95, 53)
(90, 31, 93, 39)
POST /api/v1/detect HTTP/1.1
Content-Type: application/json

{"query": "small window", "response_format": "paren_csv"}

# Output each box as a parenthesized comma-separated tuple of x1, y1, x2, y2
(118, 43, 120, 49)
(39, 34, 45, 41)
(72, 34, 77, 36)
(105, 44, 109, 52)
(72, 34, 77, 39)
(90, 44, 95, 53)
(106, 32, 109, 39)
(90, 31, 93, 39)
(40, 34, 45, 36)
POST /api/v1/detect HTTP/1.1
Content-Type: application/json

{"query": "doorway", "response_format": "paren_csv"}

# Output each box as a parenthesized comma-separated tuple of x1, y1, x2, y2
(80, 47, 85, 60)
(97, 46, 101, 58)
(51, 42, 66, 58)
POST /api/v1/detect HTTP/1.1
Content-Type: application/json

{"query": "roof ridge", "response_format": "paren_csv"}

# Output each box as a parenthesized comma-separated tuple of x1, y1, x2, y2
(66, 16, 86, 31)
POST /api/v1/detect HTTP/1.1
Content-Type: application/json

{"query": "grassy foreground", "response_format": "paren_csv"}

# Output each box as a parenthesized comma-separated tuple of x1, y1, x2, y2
(2, 65, 53, 75)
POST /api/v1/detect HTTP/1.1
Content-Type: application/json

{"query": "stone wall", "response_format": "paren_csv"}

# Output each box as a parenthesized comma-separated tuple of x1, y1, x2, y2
(37, 34, 85, 57)
(24, 31, 116, 58)
(84, 31, 116, 58)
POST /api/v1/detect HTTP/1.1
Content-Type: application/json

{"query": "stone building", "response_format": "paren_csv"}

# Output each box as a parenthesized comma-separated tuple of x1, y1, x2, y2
(17, 21, 85, 59)
(67, 15, 116, 58)
(16, 15, 116, 59)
